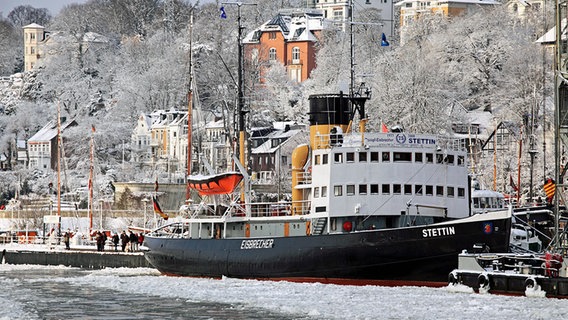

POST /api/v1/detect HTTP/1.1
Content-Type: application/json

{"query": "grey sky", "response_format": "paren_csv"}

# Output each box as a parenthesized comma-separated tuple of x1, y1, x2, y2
(0, 0, 89, 17)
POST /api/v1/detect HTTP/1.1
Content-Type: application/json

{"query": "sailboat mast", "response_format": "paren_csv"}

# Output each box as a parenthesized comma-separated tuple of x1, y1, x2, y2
(56, 102, 62, 236)
(89, 126, 94, 234)
(186, 12, 194, 202)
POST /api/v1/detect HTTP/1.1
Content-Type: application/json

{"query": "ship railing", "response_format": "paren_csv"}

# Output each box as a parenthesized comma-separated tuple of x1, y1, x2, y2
(225, 200, 311, 218)
(295, 170, 311, 185)
(313, 132, 466, 152)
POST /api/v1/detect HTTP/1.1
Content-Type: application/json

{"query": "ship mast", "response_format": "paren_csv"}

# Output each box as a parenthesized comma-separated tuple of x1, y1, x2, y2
(186, 12, 194, 202)
(89, 125, 95, 234)
(56, 102, 62, 236)
(222, 1, 256, 202)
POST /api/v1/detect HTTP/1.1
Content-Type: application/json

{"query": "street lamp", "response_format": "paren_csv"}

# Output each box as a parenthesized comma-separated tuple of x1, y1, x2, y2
(142, 198, 149, 230)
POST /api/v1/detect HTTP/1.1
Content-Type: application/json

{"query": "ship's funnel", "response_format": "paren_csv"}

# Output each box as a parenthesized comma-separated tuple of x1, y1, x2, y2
(308, 93, 352, 150)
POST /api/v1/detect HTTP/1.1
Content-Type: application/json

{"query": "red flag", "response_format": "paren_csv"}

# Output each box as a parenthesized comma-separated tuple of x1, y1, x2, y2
(152, 196, 168, 220)
(91, 125, 96, 133)
(381, 123, 388, 133)
(154, 179, 159, 192)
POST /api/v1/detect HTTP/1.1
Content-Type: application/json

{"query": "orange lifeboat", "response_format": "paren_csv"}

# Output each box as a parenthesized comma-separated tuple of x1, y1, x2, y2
(188, 172, 244, 196)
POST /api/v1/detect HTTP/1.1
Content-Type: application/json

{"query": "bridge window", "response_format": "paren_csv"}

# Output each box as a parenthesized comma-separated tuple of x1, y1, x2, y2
(394, 152, 412, 162)
(314, 187, 319, 198)
(404, 184, 412, 195)
(415, 185, 423, 195)
(359, 152, 367, 162)
(359, 184, 367, 195)
(322, 154, 328, 164)
(334, 153, 343, 163)
(393, 184, 401, 194)
(436, 186, 444, 196)
(446, 154, 454, 165)
(458, 187, 465, 198)
(346, 185, 355, 195)
(447, 186, 455, 197)
(371, 184, 379, 194)
(322, 186, 327, 197)
(415, 152, 423, 162)
(382, 152, 390, 162)
(371, 152, 379, 162)
(426, 153, 433, 163)
(346, 152, 355, 162)
(425, 185, 433, 196)
(381, 184, 390, 194)
(457, 155, 465, 166)
(334, 185, 343, 196)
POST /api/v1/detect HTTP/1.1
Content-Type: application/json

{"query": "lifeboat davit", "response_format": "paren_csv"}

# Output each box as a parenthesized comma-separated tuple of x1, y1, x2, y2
(188, 172, 243, 196)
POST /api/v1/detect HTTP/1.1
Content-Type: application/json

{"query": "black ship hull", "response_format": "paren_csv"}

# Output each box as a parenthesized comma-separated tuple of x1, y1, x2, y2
(143, 211, 511, 285)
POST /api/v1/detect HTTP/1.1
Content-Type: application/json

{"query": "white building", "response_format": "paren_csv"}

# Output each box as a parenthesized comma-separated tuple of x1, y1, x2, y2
(307, 0, 395, 38)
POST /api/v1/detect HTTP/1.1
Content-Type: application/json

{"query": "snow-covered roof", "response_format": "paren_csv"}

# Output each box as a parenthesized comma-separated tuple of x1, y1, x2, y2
(243, 10, 326, 44)
(536, 19, 566, 44)
(83, 32, 109, 44)
(22, 23, 44, 29)
(28, 119, 77, 142)
(252, 129, 303, 154)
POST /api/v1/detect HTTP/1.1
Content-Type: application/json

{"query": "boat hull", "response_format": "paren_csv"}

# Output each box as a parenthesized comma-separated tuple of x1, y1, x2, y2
(143, 212, 511, 284)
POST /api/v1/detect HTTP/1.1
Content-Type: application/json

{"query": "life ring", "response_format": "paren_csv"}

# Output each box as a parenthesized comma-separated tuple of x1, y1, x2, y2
(18, 235, 26, 244)
(525, 277, 537, 290)
(448, 272, 458, 285)
(477, 273, 490, 290)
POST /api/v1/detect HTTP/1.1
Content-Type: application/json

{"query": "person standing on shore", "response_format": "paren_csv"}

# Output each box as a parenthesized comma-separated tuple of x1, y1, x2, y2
(120, 231, 129, 252)
(63, 231, 70, 250)
(112, 233, 119, 251)
(129, 231, 138, 252)
(95, 231, 104, 252)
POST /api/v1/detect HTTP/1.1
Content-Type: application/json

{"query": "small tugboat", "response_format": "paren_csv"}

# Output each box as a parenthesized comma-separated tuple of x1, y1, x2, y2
(449, 251, 568, 297)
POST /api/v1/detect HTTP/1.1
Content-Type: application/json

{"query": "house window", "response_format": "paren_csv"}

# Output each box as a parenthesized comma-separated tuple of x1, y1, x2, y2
(269, 48, 277, 61)
(292, 47, 300, 62)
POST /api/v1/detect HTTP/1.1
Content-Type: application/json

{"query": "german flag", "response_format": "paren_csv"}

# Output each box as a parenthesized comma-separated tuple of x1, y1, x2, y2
(544, 178, 556, 204)
(152, 196, 169, 220)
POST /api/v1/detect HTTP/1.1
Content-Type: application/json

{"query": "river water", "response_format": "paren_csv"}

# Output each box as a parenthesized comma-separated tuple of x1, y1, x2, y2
(2, 263, 568, 320)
